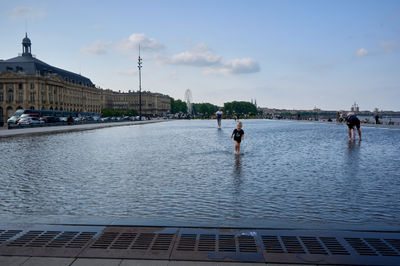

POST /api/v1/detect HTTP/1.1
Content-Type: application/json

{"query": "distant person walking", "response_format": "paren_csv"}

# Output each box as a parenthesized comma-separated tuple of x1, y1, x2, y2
(216, 108, 223, 129)
(231, 121, 244, 155)
(345, 112, 362, 141)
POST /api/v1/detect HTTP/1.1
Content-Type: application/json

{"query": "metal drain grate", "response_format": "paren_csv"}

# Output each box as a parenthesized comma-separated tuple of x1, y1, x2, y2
(177, 234, 196, 251)
(7, 231, 44, 247)
(1, 226, 400, 265)
(262, 235, 284, 253)
(365, 238, 400, 257)
(152, 233, 174, 250)
(0, 230, 22, 244)
(281, 236, 306, 253)
(131, 233, 155, 250)
(300, 236, 328, 255)
(0, 229, 98, 257)
(345, 238, 378, 256)
(26, 231, 61, 247)
(319, 236, 349, 255)
(80, 227, 177, 259)
(4, 230, 96, 248)
(238, 235, 257, 252)
(91, 232, 119, 249)
(110, 233, 137, 249)
(171, 231, 264, 262)
(198, 234, 215, 251)
(218, 235, 236, 252)
(66, 232, 97, 248)
(386, 239, 400, 253)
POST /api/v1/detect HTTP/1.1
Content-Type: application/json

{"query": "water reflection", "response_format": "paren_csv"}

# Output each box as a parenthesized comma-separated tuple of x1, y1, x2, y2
(234, 154, 242, 176)
(345, 140, 361, 171)
(233, 154, 243, 196)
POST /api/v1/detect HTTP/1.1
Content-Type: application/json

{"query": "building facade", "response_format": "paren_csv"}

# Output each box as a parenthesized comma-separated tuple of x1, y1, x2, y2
(102, 90, 170, 116)
(0, 34, 170, 122)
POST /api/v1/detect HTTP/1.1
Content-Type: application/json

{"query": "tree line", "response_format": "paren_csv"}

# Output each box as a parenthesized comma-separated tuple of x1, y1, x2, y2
(170, 98, 260, 116)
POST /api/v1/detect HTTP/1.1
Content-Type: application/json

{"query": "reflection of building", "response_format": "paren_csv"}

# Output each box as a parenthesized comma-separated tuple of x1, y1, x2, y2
(351, 102, 359, 112)
(0, 34, 170, 122)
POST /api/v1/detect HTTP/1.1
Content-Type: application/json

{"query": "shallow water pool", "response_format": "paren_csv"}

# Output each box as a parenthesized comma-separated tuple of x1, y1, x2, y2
(0, 120, 399, 229)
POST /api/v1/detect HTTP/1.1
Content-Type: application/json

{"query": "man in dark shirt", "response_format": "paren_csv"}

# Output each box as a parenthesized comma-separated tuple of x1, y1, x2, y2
(345, 112, 362, 141)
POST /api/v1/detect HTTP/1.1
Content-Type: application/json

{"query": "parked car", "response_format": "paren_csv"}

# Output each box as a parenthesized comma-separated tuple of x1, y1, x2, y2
(18, 117, 45, 126)
(16, 113, 41, 124)
(0, 117, 3, 127)
(59, 117, 68, 122)
(40, 116, 60, 123)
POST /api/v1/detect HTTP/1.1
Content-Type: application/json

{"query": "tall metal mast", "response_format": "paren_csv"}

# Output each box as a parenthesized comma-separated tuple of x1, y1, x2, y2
(138, 44, 142, 119)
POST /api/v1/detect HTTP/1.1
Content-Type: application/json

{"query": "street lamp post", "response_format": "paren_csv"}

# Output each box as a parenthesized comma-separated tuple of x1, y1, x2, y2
(138, 45, 142, 120)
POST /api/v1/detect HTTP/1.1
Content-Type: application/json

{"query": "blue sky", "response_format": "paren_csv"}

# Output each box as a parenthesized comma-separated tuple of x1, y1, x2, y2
(1, 0, 399, 111)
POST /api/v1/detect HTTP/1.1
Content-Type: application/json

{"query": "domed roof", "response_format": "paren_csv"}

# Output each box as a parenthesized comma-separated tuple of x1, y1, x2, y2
(22, 33, 31, 45)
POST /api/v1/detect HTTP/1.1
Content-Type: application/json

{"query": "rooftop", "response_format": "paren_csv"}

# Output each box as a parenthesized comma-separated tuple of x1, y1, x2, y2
(0, 34, 95, 87)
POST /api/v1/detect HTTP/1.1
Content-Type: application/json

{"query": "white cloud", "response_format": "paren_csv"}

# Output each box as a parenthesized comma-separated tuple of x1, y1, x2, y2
(82, 40, 112, 55)
(116, 68, 137, 76)
(204, 58, 260, 75)
(166, 43, 221, 66)
(379, 41, 398, 53)
(224, 58, 261, 74)
(356, 48, 369, 57)
(8, 6, 45, 20)
(162, 43, 260, 75)
(117, 33, 164, 53)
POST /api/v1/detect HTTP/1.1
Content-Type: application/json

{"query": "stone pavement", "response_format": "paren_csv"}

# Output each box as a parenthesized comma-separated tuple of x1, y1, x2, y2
(0, 256, 300, 266)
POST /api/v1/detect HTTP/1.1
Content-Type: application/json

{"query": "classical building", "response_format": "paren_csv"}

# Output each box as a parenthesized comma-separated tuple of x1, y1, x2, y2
(0, 34, 170, 122)
(102, 89, 170, 115)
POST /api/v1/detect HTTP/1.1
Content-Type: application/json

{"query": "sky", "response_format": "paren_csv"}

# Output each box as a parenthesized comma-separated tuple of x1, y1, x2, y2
(1, 0, 399, 111)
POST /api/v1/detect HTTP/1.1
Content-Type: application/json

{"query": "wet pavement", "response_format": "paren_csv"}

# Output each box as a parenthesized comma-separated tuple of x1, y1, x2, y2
(0, 120, 166, 138)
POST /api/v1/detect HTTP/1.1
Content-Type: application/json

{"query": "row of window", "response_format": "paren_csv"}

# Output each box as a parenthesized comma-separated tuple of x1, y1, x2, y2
(0, 83, 35, 90)
(0, 90, 101, 106)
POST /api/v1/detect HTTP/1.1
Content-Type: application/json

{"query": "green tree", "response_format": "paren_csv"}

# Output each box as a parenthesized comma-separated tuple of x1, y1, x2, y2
(170, 97, 187, 113)
(223, 101, 257, 115)
(192, 103, 218, 115)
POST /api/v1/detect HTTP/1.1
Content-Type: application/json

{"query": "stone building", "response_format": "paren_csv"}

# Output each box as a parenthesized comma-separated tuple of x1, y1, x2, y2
(0, 34, 170, 122)
(103, 90, 170, 115)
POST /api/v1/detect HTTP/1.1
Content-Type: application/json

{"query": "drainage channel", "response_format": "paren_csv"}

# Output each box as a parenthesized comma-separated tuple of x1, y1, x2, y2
(0, 226, 400, 265)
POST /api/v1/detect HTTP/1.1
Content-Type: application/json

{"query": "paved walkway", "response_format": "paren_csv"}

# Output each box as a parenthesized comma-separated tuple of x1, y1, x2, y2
(0, 256, 287, 266)
(0, 120, 166, 138)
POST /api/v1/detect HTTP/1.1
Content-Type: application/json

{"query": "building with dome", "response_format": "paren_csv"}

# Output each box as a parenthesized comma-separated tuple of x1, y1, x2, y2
(0, 34, 170, 122)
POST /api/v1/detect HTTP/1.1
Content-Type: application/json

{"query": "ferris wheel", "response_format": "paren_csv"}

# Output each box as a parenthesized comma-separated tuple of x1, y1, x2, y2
(184, 89, 193, 114)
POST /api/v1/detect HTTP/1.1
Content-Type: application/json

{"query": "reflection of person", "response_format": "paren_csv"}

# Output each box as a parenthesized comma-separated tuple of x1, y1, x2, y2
(345, 112, 362, 141)
(67, 114, 74, 125)
(374, 114, 380, 124)
(216, 108, 223, 129)
(231, 121, 244, 154)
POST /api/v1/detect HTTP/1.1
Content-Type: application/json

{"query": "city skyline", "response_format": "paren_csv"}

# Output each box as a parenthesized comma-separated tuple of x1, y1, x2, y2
(1, 0, 399, 111)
